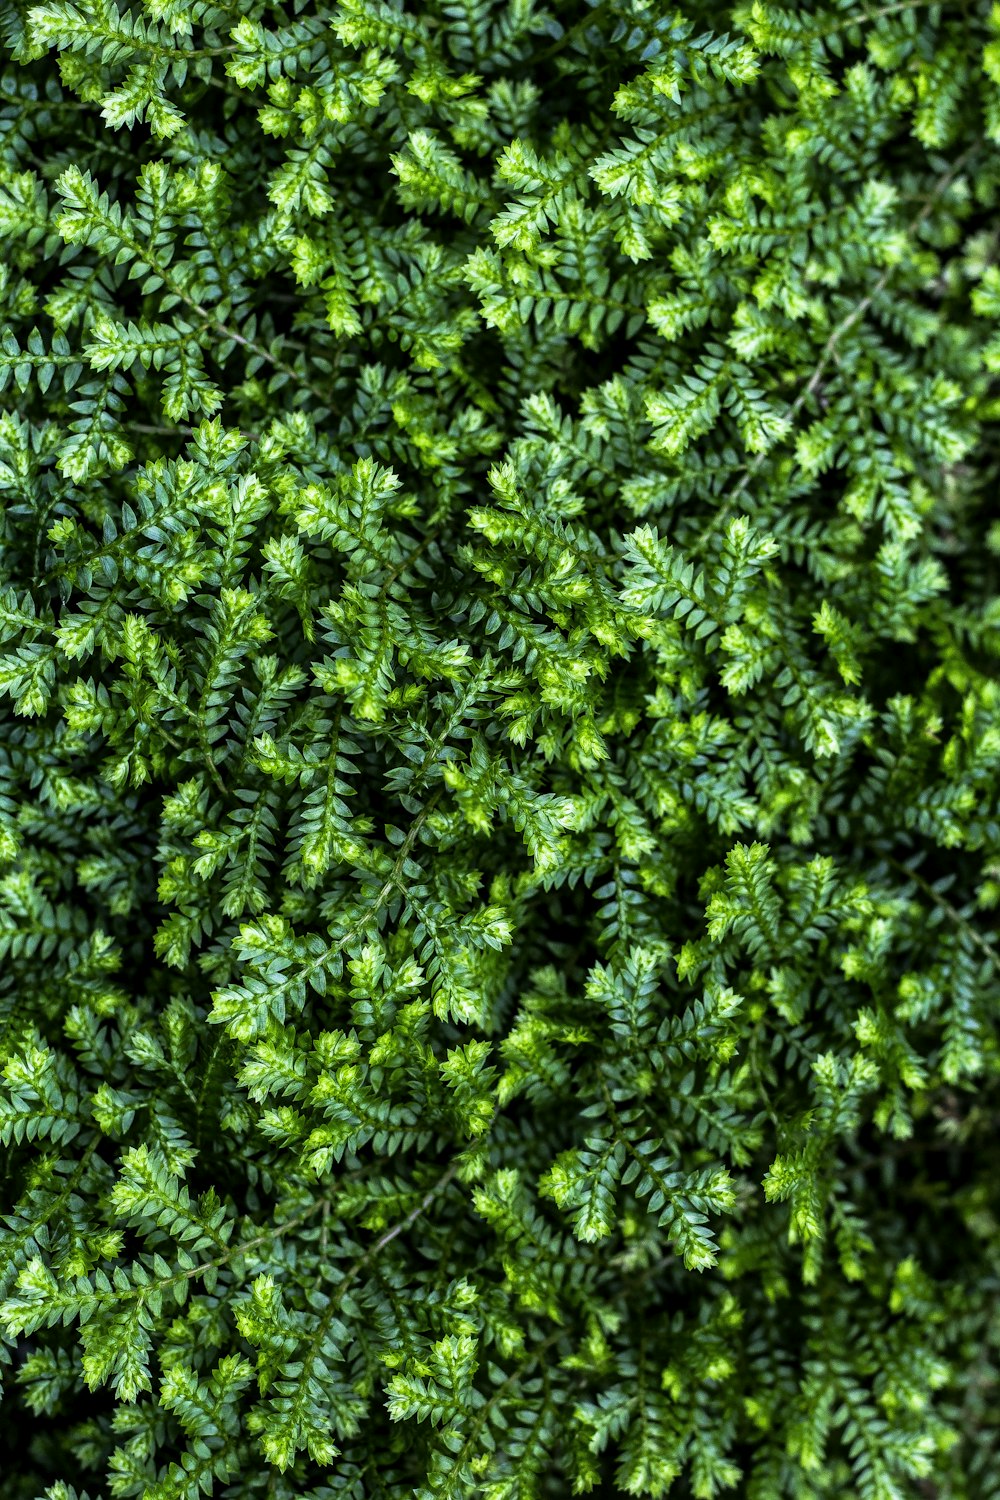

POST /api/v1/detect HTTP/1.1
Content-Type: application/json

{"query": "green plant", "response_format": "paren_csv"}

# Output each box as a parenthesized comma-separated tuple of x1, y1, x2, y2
(2, 0, 1000, 1494)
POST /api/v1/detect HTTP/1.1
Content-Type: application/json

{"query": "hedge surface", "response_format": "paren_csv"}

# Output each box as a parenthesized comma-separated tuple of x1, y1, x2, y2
(2, 0, 1000, 1496)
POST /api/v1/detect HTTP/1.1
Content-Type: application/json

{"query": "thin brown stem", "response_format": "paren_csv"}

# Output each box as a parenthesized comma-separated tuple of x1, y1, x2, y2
(693, 144, 980, 553)
(888, 855, 1000, 973)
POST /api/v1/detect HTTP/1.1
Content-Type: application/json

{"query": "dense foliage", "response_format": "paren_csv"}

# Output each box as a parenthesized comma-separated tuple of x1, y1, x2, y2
(2, 0, 1000, 1495)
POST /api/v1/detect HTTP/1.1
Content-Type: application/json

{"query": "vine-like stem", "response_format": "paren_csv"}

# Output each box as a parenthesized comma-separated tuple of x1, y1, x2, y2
(888, 855, 1000, 973)
(692, 144, 981, 554)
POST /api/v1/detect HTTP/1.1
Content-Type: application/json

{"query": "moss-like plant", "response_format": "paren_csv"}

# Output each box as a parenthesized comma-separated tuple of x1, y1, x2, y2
(3, 1, 1000, 1496)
